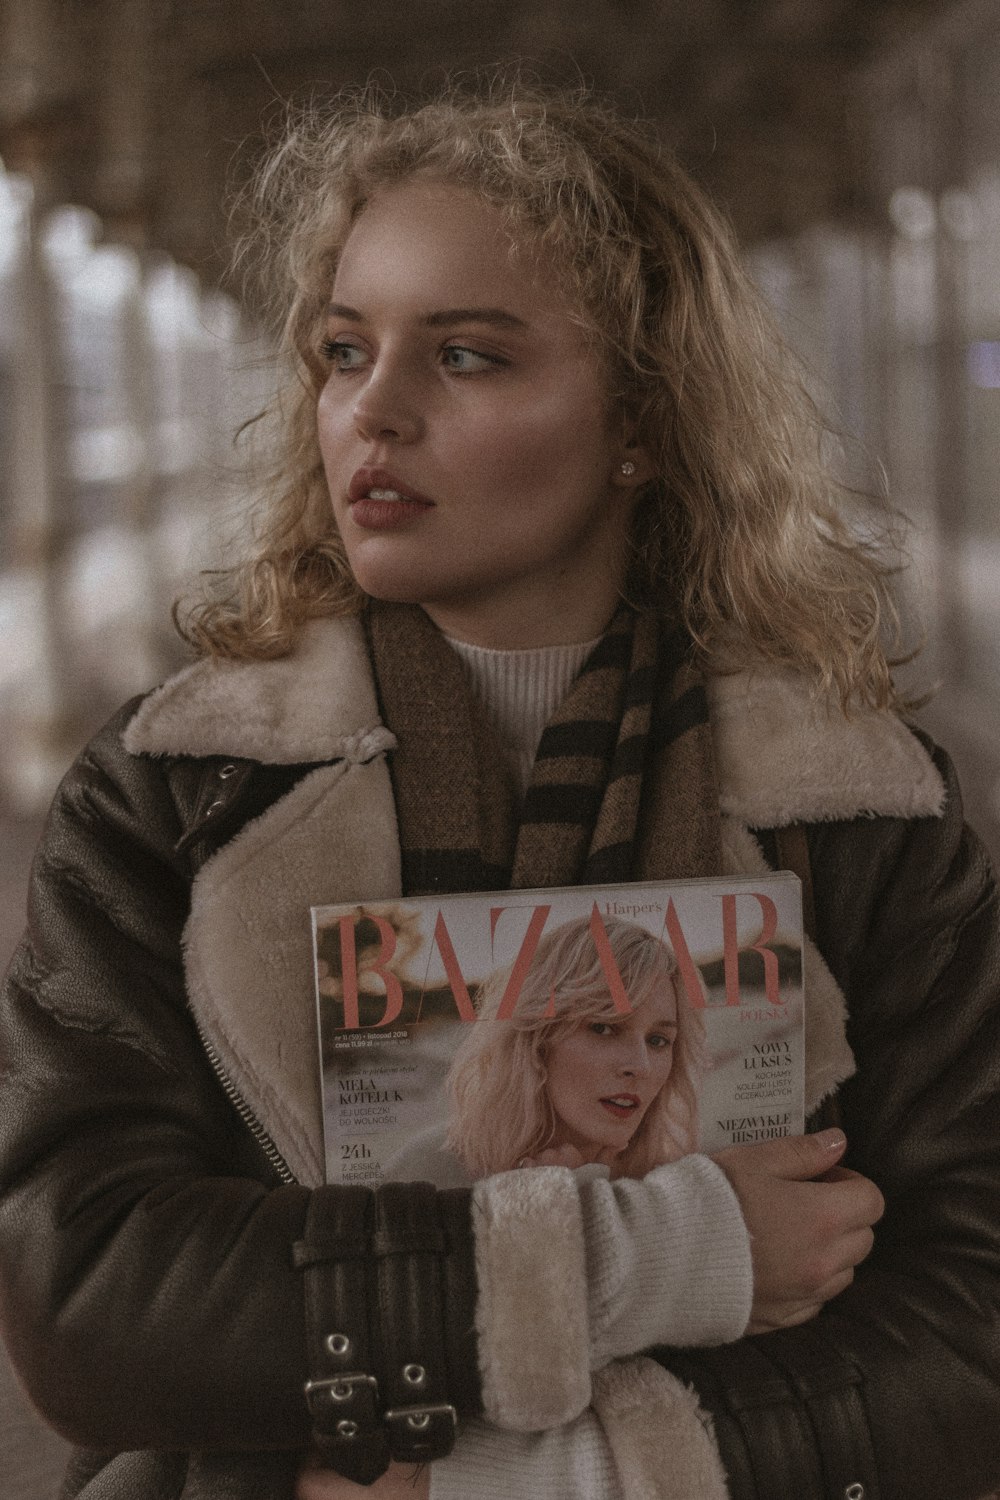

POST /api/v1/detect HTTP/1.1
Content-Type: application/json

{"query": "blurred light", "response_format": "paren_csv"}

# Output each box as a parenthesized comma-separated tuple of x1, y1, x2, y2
(69, 423, 145, 484)
(967, 341, 1000, 388)
(889, 187, 937, 240)
(66, 526, 151, 634)
(74, 245, 141, 306)
(940, 188, 980, 240)
(0, 170, 32, 272)
(40, 205, 101, 261)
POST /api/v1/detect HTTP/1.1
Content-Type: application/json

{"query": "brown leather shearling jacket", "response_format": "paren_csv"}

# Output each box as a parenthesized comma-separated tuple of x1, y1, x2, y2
(2, 692, 1000, 1500)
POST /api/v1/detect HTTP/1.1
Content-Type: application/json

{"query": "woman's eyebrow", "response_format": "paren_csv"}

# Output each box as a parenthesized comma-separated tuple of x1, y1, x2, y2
(326, 301, 528, 331)
(424, 307, 528, 330)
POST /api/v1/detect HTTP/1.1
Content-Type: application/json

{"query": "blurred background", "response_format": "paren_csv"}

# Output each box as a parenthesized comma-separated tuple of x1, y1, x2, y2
(2, 0, 1000, 1490)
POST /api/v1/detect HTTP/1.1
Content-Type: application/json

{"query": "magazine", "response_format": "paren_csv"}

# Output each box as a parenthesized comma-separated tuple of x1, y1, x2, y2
(311, 875, 804, 1189)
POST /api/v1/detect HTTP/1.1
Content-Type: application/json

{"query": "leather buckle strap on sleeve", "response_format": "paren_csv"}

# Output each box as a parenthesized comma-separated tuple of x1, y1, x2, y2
(372, 1182, 458, 1463)
(384, 1402, 459, 1462)
(667, 1333, 879, 1500)
(305, 1372, 380, 1427)
(435, 1188, 481, 1416)
(293, 1187, 390, 1485)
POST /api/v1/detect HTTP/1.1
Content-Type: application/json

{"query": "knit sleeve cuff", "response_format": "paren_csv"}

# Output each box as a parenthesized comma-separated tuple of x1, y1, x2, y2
(584, 1153, 753, 1367)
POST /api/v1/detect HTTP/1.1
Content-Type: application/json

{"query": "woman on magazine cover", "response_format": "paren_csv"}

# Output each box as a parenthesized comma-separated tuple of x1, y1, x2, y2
(446, 914, 705, 1178)
(2, 81, 999, 1500)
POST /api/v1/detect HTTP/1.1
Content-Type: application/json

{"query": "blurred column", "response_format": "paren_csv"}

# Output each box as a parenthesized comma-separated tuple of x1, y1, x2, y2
(93, 0, 156, 247)
(143, 261, 268, 628)
(0, 0, 80, 202)
(943, 34, 1000, 708)
(0, 0, 94, 808)
(855, 12, 1000, 862)
(0, 171, 84, 809)
(748, 225, 883, 486)
(884, 183, 946, 684)
(953, 172, 1000, 703)
(43, 206, 162, 701)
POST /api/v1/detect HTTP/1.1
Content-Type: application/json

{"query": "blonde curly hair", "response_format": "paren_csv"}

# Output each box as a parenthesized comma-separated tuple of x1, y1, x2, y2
(178, 78, 907, 709)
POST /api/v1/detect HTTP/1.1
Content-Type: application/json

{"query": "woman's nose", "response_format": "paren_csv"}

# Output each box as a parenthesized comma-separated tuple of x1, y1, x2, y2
(352, 361, 423, 444)
(617, 1039, 652, 1077)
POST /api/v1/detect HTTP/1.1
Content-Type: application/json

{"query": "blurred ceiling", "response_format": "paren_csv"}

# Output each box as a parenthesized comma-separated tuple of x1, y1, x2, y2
(0, 0, 956, 282)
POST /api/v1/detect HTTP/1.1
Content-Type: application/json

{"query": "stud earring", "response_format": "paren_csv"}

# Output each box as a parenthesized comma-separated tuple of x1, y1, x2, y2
(620, 460, 637, 477)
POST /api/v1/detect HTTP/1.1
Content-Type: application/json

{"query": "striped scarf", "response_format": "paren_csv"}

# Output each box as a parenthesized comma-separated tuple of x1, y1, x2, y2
(366, 601, 722, 897)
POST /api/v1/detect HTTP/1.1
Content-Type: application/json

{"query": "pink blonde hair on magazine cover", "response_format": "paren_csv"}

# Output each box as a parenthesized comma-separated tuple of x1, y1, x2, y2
(445, 915, 707, 1180)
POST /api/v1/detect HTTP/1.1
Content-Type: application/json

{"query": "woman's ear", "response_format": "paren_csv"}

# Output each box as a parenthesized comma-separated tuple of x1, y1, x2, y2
(611, 423, 657, 490)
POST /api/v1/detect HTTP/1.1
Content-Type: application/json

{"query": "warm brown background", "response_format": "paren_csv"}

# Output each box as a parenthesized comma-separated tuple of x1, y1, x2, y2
(0, 0, 961, 261)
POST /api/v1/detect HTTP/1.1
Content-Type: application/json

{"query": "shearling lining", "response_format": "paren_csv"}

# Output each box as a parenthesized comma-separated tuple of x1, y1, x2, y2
(708, 669, 945, 825)
(123, 616, 393, 765)
(592, 1358, 730, 1499)
(473, 1166, 591, 1430)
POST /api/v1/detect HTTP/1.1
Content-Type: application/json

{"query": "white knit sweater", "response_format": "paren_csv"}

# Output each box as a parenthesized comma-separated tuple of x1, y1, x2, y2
(429, 638, 752, 1500)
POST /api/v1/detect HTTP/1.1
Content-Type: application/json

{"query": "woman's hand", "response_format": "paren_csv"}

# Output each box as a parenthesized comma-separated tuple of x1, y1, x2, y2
(712, 1129, 884, 1333)
(296, 1460, 429, 1500)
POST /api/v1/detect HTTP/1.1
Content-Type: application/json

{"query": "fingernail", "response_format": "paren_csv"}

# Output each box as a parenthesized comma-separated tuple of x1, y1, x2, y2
(815, 1128, 846, 1151)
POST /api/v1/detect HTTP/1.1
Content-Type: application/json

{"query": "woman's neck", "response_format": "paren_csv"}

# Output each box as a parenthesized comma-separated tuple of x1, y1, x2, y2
(420, 597, 619, 651)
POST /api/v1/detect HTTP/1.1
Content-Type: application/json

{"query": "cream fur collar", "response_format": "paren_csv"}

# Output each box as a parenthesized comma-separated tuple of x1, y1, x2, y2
(123, 617, 384, 765)
(125, 616, 945, 825)
(122, 615, 945, 1188)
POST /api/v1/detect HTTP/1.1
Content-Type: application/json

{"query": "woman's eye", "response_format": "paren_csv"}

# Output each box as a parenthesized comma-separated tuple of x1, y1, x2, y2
(440, 344, 502, 373)
(320, 339, 367, 370)
(588, 1021, 615, 1037)
(649, 1033, 674, 1050)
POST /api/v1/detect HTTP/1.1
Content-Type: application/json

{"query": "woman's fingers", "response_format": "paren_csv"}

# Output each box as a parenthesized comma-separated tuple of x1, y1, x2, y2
(819, 1164, 886, 1227)
(713, 1132, 884, 1331)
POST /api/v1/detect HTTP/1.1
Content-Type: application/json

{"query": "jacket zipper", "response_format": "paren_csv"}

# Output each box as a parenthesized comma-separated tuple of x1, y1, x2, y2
(193, 1015, 298, 1185)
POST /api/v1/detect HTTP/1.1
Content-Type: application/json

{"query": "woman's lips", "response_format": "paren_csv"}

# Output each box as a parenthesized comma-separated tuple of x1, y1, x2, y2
(599, 1094, 641, 1120)
(347, 466, 434, 530)
(349, 496, 434, 529)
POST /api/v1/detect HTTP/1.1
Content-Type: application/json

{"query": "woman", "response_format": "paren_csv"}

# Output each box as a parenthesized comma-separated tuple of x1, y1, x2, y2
(447, 914, 705, 1179)
(1, 82, 998, 1500)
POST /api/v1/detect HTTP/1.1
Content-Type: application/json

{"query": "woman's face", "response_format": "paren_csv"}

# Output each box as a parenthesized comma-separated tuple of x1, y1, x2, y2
(543, 981, 679, 1158)
(316, 178, 648, 648)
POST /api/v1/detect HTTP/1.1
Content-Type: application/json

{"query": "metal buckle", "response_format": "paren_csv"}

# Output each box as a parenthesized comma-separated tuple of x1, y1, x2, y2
(385, 1401, 458, 1460)
(305, 1373, 380, 1429)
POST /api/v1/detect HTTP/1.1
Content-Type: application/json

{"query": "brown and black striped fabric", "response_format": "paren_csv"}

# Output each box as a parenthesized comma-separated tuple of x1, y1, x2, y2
(366, 600, 722, 899)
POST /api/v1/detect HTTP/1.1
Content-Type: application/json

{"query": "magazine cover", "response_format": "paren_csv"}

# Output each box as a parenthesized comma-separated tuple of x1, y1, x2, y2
(311, 875, 804, 1190)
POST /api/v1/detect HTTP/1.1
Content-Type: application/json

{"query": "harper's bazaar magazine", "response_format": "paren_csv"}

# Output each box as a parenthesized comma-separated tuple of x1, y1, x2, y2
(311, 875, 804, 1189)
